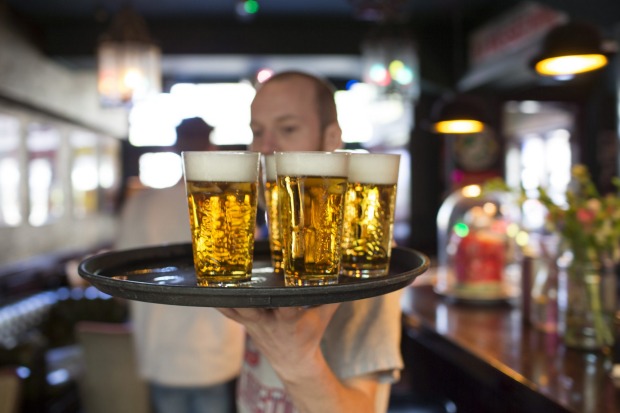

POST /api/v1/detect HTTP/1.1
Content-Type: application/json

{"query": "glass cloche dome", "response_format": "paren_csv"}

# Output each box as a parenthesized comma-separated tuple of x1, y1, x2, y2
(435, 184, 522, 302)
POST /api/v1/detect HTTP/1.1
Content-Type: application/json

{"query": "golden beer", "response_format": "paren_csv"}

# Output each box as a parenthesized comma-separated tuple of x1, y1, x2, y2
(182, 151, 260, 286)
(340, 153, 400, 278)
(276, 152, 349, 286)
(261, 155, 283, 273)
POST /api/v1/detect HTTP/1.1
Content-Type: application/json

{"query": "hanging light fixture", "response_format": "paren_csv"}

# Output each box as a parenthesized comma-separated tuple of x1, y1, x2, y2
(361, 23, 420, 100)
(97, 6, 162, 107)
(428, 0, 488, 135)
(432, 94, 488, 134)
(353, 0, 419, 100)
(531, 21, 612, 77)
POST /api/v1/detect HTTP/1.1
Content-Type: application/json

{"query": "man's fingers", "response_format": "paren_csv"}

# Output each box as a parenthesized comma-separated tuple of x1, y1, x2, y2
(318, 302, 341, 318)
(217, 307, 267, 323)
(216, 307, 240, 321)
(218, 303, 341, 325)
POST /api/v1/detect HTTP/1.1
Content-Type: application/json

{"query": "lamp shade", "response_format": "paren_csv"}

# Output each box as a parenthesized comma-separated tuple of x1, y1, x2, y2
(431, 95, 488, 134)
(97, 6, 162, 107)
(531, 21, 610, 76)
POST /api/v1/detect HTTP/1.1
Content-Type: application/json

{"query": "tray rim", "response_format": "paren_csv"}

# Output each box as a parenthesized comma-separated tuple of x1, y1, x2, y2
(78, 241, 430, 307)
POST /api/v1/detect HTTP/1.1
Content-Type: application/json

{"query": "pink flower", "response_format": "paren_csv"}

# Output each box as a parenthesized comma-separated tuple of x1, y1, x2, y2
(576, 208, 595, 225)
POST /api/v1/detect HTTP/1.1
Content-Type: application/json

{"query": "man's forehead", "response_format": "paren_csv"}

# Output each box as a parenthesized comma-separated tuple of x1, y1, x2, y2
(252, 82, 315, 116)
(255, 77, 315, 102)
(261, 75, 315, 91)
(250, 113, 301, 127)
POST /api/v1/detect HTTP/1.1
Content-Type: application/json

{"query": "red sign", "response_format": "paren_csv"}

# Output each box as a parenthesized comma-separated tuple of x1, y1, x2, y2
(470, 2, 567, 67)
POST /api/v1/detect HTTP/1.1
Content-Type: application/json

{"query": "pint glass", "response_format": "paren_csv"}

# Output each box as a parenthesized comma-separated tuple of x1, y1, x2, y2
(275, 151, 349, 286)
(261, 154, 283, 273)
(182, 151, 260, 286)
(341, 153, 400, 277)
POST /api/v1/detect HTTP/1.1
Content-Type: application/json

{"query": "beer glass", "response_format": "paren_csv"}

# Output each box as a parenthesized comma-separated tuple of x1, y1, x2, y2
(340, 153, 400, 278)
(275, 151, 349, 286)
(182, 151, 260, 286)
(261, 154, 283, 273)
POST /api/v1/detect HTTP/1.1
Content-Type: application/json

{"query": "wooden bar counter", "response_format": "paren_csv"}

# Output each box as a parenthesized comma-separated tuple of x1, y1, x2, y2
(400, 279, 618, 413)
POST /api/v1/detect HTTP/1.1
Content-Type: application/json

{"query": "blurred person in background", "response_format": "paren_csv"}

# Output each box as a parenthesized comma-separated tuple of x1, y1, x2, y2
(219, 71, 404, 413)
(116, 117, 244, 413)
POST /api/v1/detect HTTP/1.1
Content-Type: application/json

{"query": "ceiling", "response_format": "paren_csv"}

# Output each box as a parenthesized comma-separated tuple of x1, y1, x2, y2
(5, 0, 620, 91)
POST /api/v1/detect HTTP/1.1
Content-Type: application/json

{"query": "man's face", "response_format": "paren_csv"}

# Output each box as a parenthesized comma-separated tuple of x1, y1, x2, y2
(249, 78, 325, 153)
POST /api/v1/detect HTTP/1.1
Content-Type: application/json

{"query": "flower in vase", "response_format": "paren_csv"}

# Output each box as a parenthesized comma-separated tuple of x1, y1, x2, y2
(537, 164, 618, 350)
(537, 164, 620, 264)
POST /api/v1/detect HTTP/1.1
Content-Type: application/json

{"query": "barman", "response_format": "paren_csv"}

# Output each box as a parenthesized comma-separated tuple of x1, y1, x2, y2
(218, 71, 404, 413)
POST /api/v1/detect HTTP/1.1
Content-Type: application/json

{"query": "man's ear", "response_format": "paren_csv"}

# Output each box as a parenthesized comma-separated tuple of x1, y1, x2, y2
(321, 122, 343, 151)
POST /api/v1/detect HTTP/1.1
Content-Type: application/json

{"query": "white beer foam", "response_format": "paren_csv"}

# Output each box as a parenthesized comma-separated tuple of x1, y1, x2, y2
(263, 154, 277, 181)
(348, 153, 400, 185)
(275, 152, 349, 177)
(182, 151, 260, 182)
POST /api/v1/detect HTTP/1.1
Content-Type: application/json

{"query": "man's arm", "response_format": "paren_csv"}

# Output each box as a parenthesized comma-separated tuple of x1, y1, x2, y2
(217, 305, 384, 413)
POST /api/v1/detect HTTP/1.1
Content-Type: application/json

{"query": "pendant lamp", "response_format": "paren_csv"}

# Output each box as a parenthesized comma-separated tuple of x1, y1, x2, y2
(97, 6, 162, 107)
(361, 23, 420, 100)
(432, 95, 487, 134)
(531, 21, 612, 77)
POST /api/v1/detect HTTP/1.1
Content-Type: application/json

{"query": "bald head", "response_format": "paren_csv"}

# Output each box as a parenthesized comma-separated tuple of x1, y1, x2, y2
(249, 71, 342, 153)
(263, 72, 339, 131)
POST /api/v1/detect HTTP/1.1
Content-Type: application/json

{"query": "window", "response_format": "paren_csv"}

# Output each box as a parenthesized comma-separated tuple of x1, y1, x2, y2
(504, 101, 573, 231)
(27, 123, 63, 226)
(0, 113, 21, 227)
(70, 130, 99, 218)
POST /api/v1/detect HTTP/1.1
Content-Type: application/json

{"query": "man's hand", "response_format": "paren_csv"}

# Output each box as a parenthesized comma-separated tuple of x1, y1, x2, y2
(218, 303, 387, 413)
(217, 304, 340, 382)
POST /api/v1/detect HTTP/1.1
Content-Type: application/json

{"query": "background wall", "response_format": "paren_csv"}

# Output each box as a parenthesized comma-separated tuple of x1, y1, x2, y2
(0, 6, 127, 266)
(0, 5, 127, 138)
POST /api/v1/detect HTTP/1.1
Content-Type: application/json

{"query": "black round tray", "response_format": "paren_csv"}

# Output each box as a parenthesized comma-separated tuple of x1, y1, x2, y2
(78, 241, 429, 307)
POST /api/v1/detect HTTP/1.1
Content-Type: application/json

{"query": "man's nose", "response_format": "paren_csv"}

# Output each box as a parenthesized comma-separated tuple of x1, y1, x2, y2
(257, 132, 277, 153)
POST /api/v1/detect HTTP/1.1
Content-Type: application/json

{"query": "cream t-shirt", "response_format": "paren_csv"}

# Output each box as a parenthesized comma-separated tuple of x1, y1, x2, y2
(236, 291, 404, 412)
